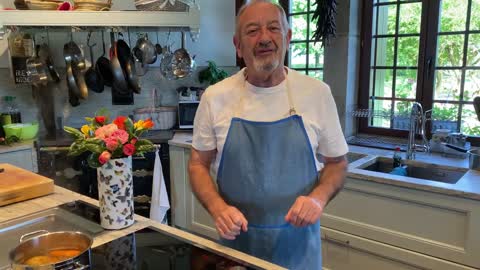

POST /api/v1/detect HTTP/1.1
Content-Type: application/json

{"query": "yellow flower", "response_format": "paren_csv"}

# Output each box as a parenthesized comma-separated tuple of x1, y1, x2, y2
(81, 125, 91, 137)
(134, 120, 144, 130)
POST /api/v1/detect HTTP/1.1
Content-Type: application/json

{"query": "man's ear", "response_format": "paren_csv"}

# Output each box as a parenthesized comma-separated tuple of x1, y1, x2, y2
(286, 28, 292, 45)
(233, 35, 243, 59)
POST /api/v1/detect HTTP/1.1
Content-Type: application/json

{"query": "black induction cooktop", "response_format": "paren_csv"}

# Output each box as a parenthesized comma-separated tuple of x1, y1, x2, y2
(62, 201, 262, 270)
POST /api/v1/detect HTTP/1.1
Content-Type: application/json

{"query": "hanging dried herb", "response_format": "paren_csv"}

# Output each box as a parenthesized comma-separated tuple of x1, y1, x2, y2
(311, 0, 338, 47)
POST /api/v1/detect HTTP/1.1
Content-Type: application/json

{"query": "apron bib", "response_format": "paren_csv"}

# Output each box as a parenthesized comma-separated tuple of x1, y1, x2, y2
(216, 72, 322, 269)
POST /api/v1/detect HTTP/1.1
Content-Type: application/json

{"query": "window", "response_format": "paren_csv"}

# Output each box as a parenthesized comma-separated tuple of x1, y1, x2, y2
(236, 0, 325, 80)
(280, 0, 325, 80)
(359, 0, 480, 142)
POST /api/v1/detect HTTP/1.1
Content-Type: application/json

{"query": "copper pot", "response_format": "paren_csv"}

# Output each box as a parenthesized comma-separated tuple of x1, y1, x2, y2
(9, 230, 92, 270)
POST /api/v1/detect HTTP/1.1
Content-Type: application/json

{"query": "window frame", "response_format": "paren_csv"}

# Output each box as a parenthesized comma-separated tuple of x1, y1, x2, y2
(358, 0, 480, 145)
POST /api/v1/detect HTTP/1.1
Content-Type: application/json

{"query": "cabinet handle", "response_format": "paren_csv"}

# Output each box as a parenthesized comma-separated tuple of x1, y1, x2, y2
(324, 233, 350, 246)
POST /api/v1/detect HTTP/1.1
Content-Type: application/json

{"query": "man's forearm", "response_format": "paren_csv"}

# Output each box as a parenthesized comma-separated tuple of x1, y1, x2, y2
(308, 157, 347, 206)
(188, 163, 227, 216)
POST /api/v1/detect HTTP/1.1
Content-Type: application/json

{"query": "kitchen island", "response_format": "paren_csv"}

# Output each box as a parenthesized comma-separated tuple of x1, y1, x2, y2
(0, 185, 285, 270)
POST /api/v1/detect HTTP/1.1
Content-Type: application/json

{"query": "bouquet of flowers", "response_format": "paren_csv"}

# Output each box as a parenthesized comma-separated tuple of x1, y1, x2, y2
(64, 110, 155, 168)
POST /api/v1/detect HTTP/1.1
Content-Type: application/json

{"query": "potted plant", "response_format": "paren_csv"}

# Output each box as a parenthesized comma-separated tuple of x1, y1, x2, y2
(198, 60, 229, 86)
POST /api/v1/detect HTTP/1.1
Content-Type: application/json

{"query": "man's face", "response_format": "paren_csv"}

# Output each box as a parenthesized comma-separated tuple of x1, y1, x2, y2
(234, 3, 292, 73)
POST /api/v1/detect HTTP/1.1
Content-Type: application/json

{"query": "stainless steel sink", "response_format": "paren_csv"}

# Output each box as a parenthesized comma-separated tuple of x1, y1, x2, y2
(347, 152, 367, 163)
(358, 157, 467, 184)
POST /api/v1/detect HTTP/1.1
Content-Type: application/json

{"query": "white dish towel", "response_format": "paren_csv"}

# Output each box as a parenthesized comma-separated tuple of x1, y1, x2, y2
(149, 148, 170, 223)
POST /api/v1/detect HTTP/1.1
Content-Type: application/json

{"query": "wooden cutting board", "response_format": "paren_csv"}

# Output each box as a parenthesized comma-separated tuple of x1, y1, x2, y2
(0, 163, 54, 206)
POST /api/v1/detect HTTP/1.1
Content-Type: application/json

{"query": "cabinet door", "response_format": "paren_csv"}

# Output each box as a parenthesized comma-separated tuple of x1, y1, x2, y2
(322, 232, 423, 270)
(0, 149, 36, 172)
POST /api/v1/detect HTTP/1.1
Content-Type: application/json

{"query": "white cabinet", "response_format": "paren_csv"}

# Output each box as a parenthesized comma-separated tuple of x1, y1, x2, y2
(322, 177, 480, 270)
(0, 144, 37, 172)
(169, 145, 218, 240)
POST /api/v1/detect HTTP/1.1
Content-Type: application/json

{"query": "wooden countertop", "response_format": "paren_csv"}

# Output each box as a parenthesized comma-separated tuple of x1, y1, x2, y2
(0, 185, 285, 270)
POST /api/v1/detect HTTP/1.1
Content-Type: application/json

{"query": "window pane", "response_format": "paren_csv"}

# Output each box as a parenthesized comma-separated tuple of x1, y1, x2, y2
(471, 0, 480, 30)
(464, 70, 480, 101)
(467, 33, 480, 66)
(461, 105, 480, 136)
(398, 2, 422, 34)
(373, 69, 394, 97)
(371, 99, 392, 128)
(308, 70, 323, 81)
(440, 0, 468, 33)
(308, 42, 324, 68)
(395, 69, 417, 99)
(290, 42, 307, 68)
(291, 0, 308, 14)
(291, 14, 308, 41)
(375, 37, 395, 66)
(376, 4, 397, 36)
(436, 34, 464, 67)
(431, 103, 459, 132)
(397, 36, 419, 67)
(393, 100, 412, 130)
(434, 69, 462, 101)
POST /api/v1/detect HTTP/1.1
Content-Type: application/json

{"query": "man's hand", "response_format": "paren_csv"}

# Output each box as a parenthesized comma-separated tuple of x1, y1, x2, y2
(212, 204, 248, 240)
(285, 196, 325, 227)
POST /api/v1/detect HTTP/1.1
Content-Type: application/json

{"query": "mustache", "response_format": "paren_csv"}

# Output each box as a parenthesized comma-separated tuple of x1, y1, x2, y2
(254, 41, 278, 56)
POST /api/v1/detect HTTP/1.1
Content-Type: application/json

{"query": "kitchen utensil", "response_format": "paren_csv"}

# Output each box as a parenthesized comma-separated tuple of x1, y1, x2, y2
(110, 41, 129, 95)
(65, 63, 81, 106)
(171, 31, 194, 79)
(9, 230, 92, 269)
(468, 149, 480, 170)
(0, 163, 54, 206)
(26, 46, 49, 86)
(116, 38, 141, 94)
(160, 45, 174, 80)
(3, 122, 39, 140)
(84, 32, 104, 93)
(37, 43, 60, 82)
(96, 31, 113, 87)
(155, 31, 163, 55)
(64, 41, 88, 99)
(474, 96, 480, 121)
(135, 33, 156, 64)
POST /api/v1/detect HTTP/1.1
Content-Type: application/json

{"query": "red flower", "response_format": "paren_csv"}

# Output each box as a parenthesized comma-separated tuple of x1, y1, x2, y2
(113, 116, 127, 130)
(98, 151, 112, 165)
(123, 144, 136, 156)
(95, 116, 106, 124)
(130, 138, 137, 145)
(143, 118, 154, 129)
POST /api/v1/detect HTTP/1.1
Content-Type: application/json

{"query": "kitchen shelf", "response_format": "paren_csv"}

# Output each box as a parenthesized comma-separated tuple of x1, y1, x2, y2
(0, 8, 200, 39)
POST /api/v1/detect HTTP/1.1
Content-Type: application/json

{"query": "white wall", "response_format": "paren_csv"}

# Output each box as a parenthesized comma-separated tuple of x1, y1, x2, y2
(0, 0, 236, 68)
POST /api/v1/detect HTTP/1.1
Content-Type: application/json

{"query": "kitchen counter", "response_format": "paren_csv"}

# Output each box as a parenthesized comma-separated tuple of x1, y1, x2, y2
(0, 140, 34, 154)
(169, 132, 480, 201)
(0, 185, 284, 270)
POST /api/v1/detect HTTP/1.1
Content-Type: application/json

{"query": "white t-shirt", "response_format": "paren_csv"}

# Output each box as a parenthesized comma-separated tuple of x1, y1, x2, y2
(192, 68, 349, 177)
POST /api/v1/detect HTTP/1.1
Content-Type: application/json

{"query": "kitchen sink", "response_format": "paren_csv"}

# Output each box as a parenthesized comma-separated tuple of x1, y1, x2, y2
(346, 152, 368, 163)
(358, 157, 467, 184)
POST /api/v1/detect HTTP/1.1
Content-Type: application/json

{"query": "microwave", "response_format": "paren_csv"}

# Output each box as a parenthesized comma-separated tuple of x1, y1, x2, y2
(178, 100, 200, 129)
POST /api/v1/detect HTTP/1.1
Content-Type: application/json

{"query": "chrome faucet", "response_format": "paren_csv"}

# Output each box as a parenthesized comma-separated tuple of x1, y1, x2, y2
(406, 102, 430, 160)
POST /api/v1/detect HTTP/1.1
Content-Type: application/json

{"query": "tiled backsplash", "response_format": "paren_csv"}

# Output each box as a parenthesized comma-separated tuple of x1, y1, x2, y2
(0, 66, 238, 133)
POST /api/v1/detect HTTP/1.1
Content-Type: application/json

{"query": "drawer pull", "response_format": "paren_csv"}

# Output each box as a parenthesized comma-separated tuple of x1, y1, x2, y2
(325, 233, 350, 246)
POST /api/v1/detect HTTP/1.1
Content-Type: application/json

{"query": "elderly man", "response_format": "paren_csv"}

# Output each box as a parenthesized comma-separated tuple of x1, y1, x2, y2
(188, 0, 348, 268)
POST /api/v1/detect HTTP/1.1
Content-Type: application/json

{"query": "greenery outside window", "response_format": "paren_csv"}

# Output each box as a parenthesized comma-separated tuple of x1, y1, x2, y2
(359, 0, 480, 142)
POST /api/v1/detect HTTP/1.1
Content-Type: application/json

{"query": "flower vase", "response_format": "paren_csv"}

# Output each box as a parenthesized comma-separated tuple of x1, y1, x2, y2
(97, 156, 135, 229)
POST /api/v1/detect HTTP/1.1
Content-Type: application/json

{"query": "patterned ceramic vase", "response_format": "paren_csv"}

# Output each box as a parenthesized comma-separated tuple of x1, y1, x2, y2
(97, 156, 135, 229)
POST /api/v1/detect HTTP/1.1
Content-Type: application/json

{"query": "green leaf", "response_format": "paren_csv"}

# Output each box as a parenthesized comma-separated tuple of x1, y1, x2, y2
(64, 126, 84, 139)
(85, 143, 104, 154)
(87, 153, 102, 168)
(68, 142, 87, 156)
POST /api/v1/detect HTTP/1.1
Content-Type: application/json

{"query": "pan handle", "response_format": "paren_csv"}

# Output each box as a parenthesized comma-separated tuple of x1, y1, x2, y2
(443, 143, 469, 153)
(73, 261, 90, 270)
(19, 230, 49, 243)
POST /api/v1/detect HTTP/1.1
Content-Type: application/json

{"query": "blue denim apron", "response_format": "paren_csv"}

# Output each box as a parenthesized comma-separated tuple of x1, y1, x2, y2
(216, 75, 321, 269)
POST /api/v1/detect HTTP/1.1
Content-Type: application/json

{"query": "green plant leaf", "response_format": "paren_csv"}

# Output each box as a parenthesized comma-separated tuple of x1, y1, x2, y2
(64, 126, 84, 139)
(87, 153, 101, 168)
(68, 142, 87, 156)
(85, 143, 103, 154)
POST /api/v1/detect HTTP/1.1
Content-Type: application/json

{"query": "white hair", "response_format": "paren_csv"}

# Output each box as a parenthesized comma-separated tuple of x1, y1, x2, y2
(235, 0, 290, 38)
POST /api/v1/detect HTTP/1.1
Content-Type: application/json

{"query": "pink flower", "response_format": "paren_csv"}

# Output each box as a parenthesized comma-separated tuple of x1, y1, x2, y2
(123, 144, 136, 156)
(110, 129, 129, 144)
(105, 138, 119, 151)
(98, 151, 111, 165)
(130, 138, 137, 145)
(95, 124, 118, 140)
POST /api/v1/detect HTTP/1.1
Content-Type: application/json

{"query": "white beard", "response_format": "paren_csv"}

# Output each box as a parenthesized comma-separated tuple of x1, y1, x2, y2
(253, 55, 279, 72)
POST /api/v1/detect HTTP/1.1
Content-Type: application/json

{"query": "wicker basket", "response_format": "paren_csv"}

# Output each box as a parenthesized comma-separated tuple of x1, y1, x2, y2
(74, 0, 111, 10)
(133, 106, 177, 130)
(134, 0, 189, 11)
